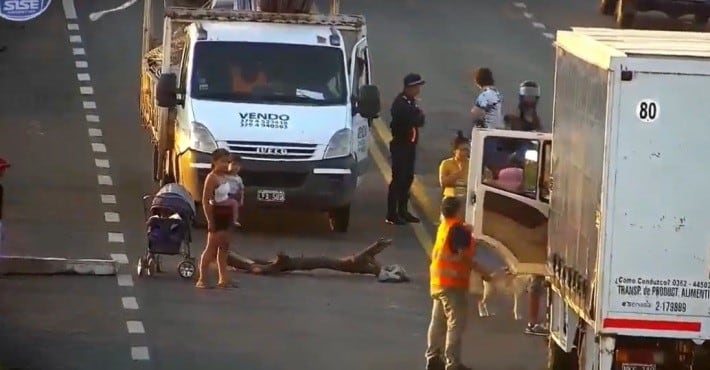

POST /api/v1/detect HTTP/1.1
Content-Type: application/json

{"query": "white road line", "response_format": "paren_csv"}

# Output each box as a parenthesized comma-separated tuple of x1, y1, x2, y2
(513, 2, 526, 8)
(72, 47, 85, 55)
(77, 73, 91, 81)
(75, 60, 88, 68)
(69, 35, 82, 43)
(131, 346, 150, 360)
(523, 11, 533, 18)
(117, 274, 134, 287)
(122, 297, 139, 310)
(104, 212, 121, 223)
(62, 0, 78, 19)
(108, 232, 124, 243)
(532, 22, 546, 29)
(126, 321, 145, 334)
(101, 194, 117, 203)
(98, 175, 114, 186)
(110, 253, 129, 264)
(95, 159, 110, 168)
(83, 101, 97, 109)
(543, 32, 555, 39)
(91, 143, 107, 152)
(67, 23, 79, 30)
(86, 114, 100, 123)
(80, 86, 94, 95)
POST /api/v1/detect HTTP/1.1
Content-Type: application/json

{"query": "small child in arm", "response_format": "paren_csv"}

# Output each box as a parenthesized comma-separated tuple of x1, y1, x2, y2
(225, 155, 244, 227)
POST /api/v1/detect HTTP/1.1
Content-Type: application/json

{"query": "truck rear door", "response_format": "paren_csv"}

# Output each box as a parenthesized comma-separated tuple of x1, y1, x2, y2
(602, 71, 710, 339)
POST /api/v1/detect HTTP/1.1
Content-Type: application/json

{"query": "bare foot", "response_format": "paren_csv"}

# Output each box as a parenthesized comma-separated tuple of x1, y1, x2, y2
(195, 280, 209, 289)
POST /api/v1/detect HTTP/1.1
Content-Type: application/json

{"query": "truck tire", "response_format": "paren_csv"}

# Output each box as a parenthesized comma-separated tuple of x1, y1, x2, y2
(328, 204, 351, 233)
(599, 0, 616, 15)
(547, 338, 574, 370)
(615, 0, 635, 28)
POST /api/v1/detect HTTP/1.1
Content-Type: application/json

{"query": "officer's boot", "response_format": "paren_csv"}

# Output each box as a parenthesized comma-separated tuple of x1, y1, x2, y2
(385, 191, 406, 225)
(398, 194, 420, 223)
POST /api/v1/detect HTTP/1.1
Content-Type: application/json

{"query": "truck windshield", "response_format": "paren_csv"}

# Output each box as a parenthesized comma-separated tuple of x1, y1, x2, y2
(190, 41, 347, 106)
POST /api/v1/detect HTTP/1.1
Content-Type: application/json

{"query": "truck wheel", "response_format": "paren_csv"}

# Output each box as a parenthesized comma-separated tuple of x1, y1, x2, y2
(692, 15, 708, 31)
(328, 204, 351, 233)
(547, 338, 574, 370)
(599, 0, 616, 15)
(615, 0, 635, 28)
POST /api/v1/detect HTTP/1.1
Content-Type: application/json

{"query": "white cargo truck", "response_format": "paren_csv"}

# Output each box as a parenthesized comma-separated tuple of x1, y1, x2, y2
(139, 0, 380, 231)
(465, 27, 710, 369)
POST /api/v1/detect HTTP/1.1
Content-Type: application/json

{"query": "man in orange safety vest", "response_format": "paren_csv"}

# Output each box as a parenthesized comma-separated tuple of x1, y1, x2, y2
(425, 196, 490, 370)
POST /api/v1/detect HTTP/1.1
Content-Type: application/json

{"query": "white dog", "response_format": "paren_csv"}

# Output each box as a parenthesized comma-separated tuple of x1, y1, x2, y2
(476, 267, 535, 320)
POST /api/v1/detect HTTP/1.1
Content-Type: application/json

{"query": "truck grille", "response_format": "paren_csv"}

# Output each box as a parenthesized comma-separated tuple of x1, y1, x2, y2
(240, 170, 307, 188)
(226, 140, 317, 160)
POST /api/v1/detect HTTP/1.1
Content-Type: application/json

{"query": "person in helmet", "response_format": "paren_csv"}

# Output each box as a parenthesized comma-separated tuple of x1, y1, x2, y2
(517, 80, 542, 131)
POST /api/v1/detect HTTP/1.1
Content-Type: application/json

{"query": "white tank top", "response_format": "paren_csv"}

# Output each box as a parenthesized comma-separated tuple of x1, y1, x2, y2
(213, 181, 231, 203)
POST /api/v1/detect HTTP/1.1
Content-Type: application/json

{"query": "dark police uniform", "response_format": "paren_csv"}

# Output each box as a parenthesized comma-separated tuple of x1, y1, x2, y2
(386, 74, 425, 224)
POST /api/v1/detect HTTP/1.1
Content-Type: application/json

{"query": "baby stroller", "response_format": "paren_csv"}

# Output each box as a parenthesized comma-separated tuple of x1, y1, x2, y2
(138, 183, 196, 279)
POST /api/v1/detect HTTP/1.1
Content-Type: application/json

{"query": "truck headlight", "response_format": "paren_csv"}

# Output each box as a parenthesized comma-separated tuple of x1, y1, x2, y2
(324, 128, 352, 159)
(190, 121, 218, 153)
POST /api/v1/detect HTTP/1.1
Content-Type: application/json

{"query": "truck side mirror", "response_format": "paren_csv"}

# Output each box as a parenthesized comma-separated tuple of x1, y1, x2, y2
(156, 73, 178, 108)
(357, 85, 381, 119)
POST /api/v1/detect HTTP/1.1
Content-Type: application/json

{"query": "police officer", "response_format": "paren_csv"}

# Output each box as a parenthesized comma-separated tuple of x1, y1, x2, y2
(386, 73, 425, 225)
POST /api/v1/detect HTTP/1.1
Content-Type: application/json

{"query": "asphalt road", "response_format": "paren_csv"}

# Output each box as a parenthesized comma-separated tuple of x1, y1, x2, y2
(5, 0, 703, 368)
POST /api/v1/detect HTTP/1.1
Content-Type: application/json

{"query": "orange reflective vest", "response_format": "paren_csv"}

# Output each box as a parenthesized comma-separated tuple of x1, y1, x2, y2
(430, 218, 475, 293)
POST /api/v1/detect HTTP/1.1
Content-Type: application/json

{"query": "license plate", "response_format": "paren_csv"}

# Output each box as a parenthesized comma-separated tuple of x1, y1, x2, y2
(256, 189, 285, 202)
(622, 363, 656, 370)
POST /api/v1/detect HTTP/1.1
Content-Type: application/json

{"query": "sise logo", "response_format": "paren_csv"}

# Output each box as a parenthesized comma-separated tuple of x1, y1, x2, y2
(0, 0, 51, 22)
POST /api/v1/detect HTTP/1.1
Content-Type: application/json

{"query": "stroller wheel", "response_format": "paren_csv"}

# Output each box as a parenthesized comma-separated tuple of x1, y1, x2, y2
(136, 257, 146, 277)
(177, 260, 196, 279)
(146, 256, 157, 277)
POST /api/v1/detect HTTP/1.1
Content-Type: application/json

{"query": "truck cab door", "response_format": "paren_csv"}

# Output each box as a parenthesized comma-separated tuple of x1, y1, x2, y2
(465, 129, 553, 269)
(349, 37, 371, 179)
(174, 35, 192, 157)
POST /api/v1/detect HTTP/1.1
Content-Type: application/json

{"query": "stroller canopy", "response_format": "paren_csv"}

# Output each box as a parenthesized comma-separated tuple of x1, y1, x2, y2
(151, 183, 196, 219)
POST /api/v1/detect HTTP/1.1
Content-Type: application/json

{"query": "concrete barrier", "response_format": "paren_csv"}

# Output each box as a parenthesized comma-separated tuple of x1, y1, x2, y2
(0, 256, 118, 276)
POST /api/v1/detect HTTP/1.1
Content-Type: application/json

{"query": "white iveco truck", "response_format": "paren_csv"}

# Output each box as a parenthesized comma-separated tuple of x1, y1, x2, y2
(465, 27, 710, 369)
(139, 0, 380, 232)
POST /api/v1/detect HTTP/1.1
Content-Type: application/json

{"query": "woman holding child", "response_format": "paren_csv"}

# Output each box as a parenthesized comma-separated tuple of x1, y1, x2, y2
(195, 149, 243, 289)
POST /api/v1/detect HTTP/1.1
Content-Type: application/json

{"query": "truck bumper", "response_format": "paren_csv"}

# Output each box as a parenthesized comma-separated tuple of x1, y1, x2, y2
(633, 0, 710, 17)
(177, 149, 357, 211)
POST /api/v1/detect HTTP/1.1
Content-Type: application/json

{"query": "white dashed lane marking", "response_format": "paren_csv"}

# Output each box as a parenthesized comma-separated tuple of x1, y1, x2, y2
(104, 212, 121, 223)
(91, 143, 107, 152)
(62, 0, 152, 362)
(117, 274, 134, 287)
(95, 159, 110, 168)
(98, 175, 113, 186)
(512, 2, 555, 42)
(100, 194, 117, 203)
(108, 232, 124, 243)
(131, 346, 150, 361)
(122, 297, 139, 310)
(111, 253, 129, 264)
(127, 321, 146, 334)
